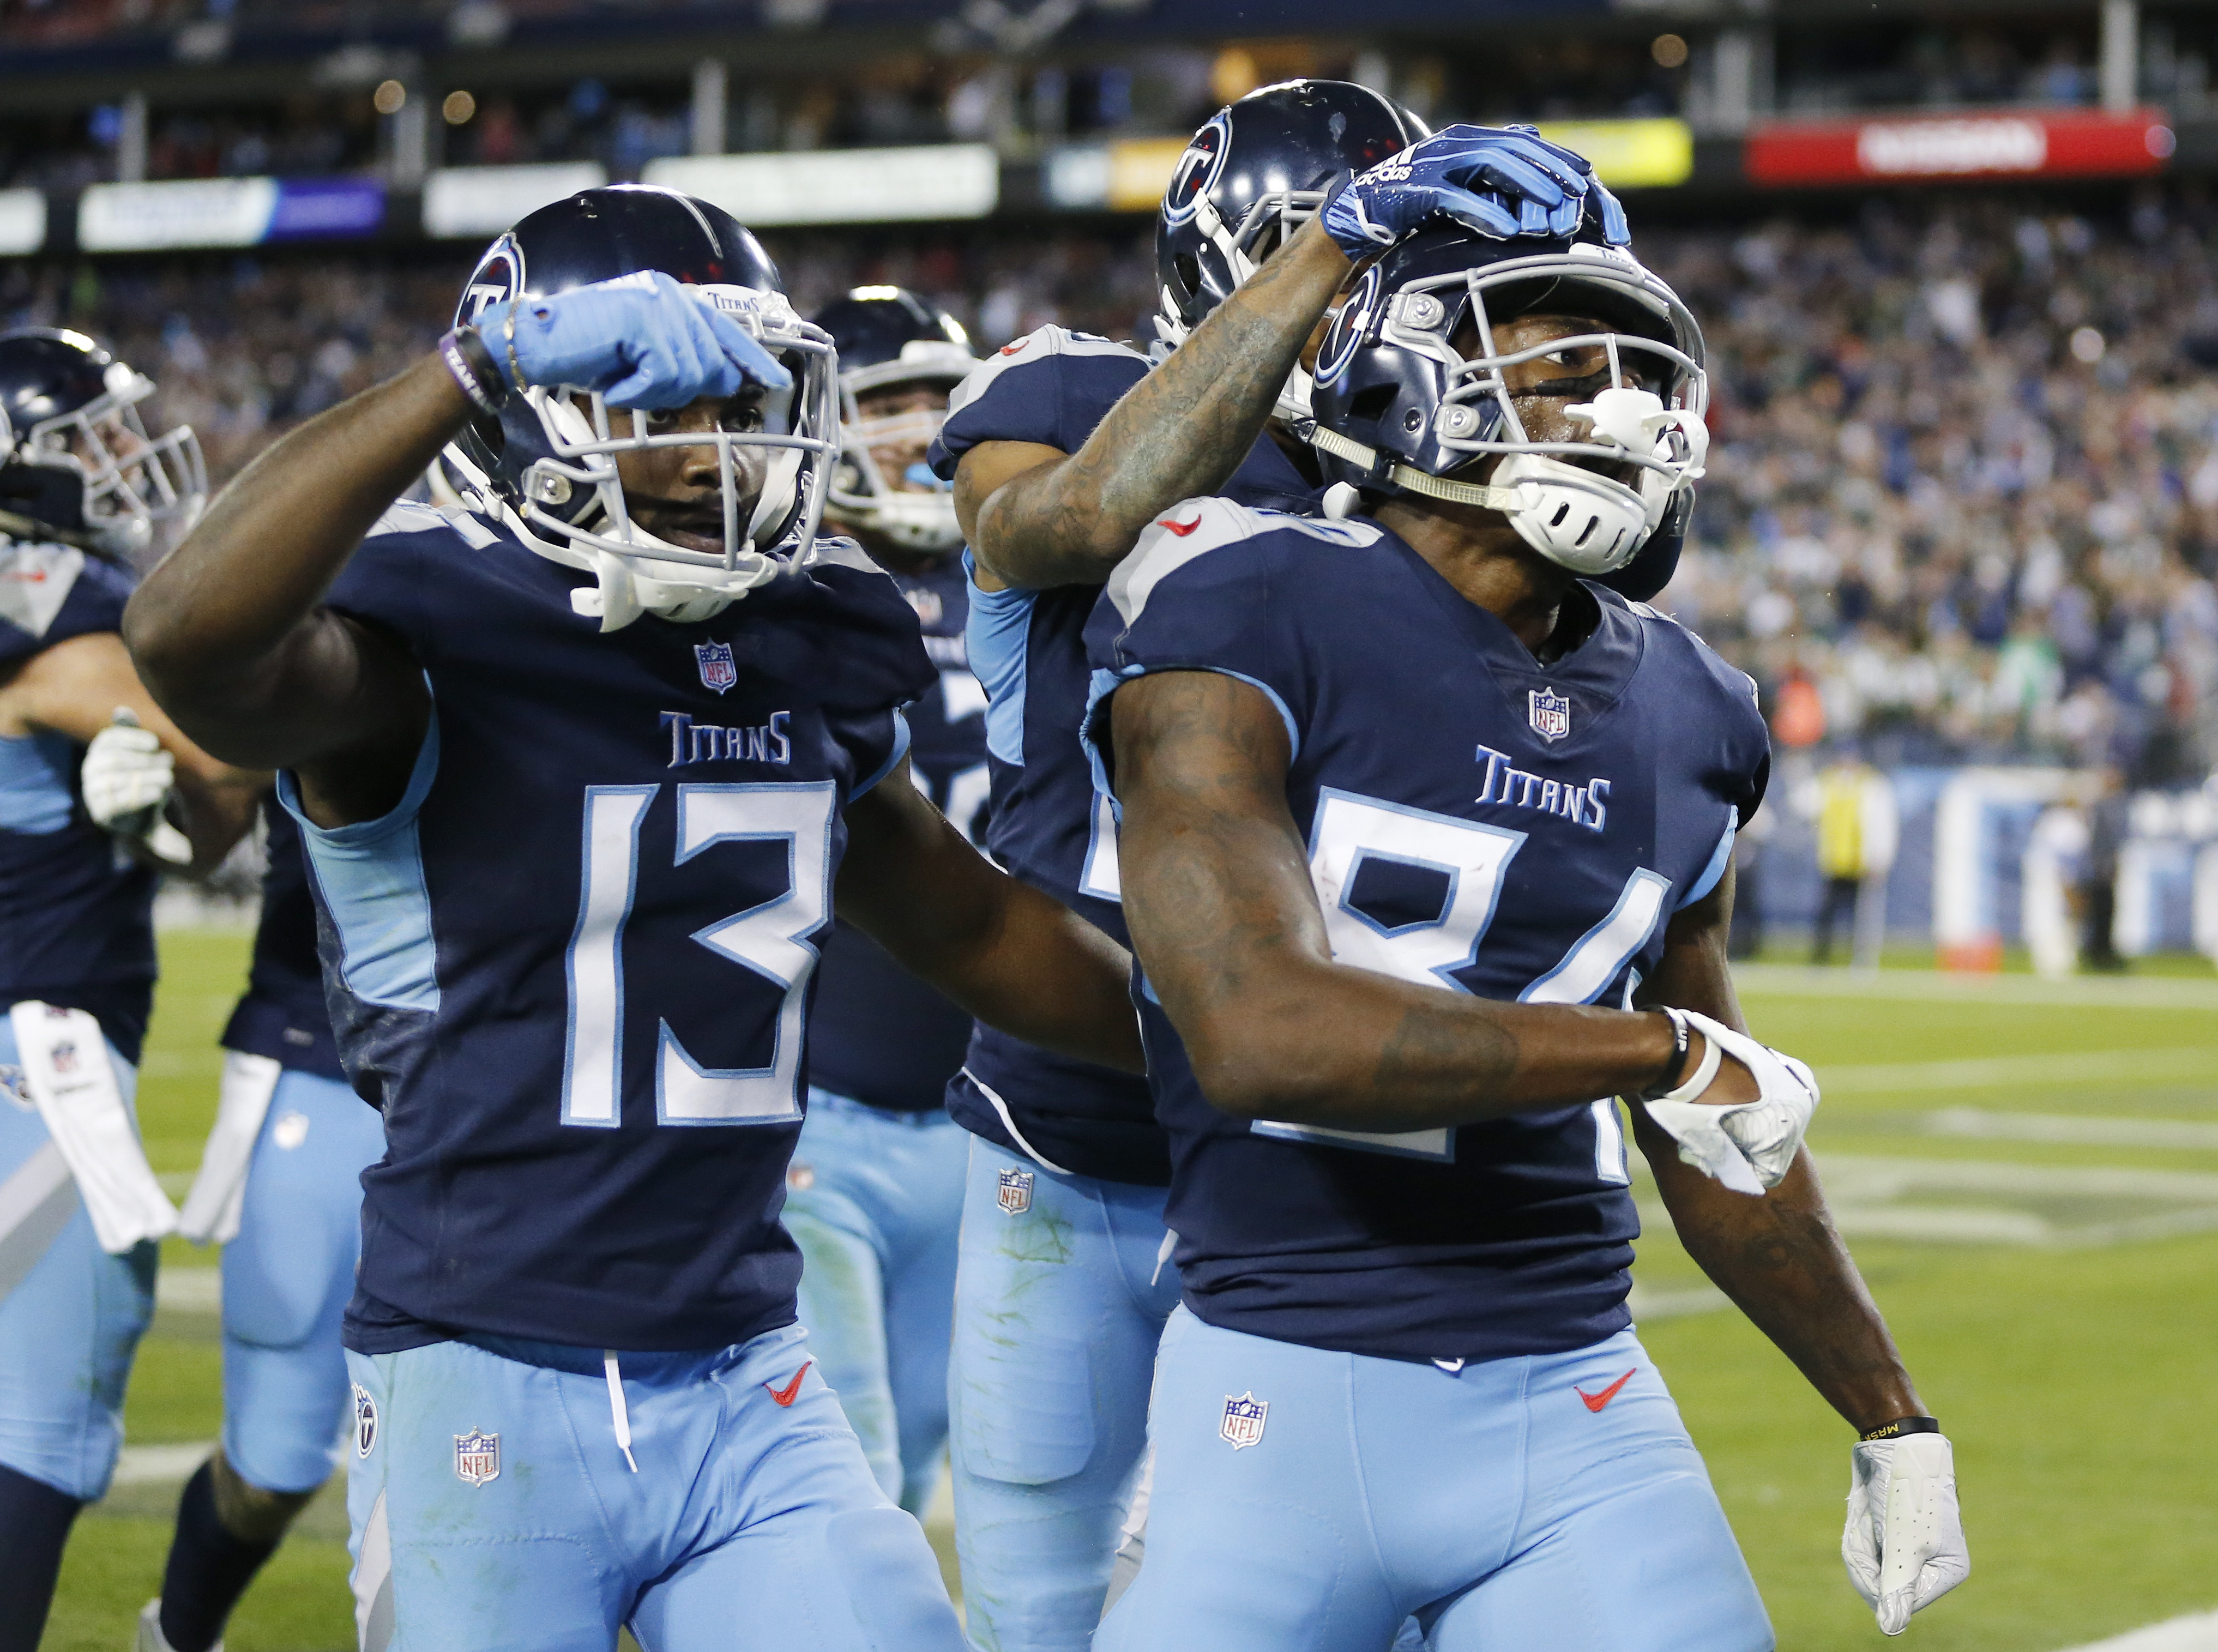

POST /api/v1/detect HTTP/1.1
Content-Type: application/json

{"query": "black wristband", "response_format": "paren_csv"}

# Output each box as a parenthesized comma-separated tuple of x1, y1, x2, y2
(1635, 1007, 1692, 1103)
(439, 325, 508, 415)
(1858, 1415, 1942, 1443)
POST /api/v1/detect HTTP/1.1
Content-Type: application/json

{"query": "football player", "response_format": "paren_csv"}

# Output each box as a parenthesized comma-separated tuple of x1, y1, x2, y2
(926, 83, 1626, 1649)
(135, 798, 385, 1652)
(781, 286, 983, 1517)
(122, 186, 1142, 1652)
(0, 327, 261, 1651)
(1082, 212, 1966, 1649)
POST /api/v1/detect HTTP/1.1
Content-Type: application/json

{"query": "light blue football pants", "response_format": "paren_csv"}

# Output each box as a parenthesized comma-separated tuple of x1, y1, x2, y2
(783, 1087, 966, 1518)
(220, 1066, 385, 1494)
(947, 1137, 1181, 1652)
(1097, 1307, 1774, 1652)
(0, 1013, 155, 1502)
(344, 1322, 965, 1652)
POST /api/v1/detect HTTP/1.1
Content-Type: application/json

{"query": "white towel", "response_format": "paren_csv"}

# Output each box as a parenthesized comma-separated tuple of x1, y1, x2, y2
(8, 1000, 177, 1253)
(178, 1050, 283, 1246)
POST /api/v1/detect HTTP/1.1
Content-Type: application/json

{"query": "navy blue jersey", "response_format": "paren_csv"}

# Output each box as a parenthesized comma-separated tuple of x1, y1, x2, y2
(0, 539, 157, 1062)
(286, 502, 932, 1355)
(927, 325, 1319, 1184)
(1082, 497, 1768, 1366)
(807, 551, 986, 1112)
(220, 798, 345, 1081)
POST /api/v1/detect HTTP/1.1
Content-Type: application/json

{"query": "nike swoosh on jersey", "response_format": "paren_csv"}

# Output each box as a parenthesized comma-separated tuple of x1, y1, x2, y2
(1159, 514, 1204, 536)
(1576, 1368, 1637, 1412)
(766, 1361, 813, 1407)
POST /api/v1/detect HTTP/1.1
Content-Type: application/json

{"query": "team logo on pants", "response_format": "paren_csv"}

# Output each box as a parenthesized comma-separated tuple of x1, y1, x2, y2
(453, 1430, 501, 1487)
(1220, 1392, 1268, 1450)
(1528, 688, 1571, 743)
(695, 640, 738, 694)
(997, 1167, 1034, 1215)
(352, 1385, 378, 1458)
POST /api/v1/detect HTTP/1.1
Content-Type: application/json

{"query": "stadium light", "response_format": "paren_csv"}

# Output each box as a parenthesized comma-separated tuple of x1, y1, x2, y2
(443, 91, 478, 126)
(373, 80, 407, 116)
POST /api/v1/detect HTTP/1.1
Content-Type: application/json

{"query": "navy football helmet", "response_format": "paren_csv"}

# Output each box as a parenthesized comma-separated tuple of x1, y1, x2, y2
(0, 327, 204, 562)
(1155, 79, 1426, 419)
(811, 286, 976, 555)
(442, 184, 839, 628)
(1307, 215, 1707, 577)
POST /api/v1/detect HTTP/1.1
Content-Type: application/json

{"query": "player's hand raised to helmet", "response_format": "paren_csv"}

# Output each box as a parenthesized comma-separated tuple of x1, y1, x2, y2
(475, 270, 792, 410)
(1320, 123, 1631, 253)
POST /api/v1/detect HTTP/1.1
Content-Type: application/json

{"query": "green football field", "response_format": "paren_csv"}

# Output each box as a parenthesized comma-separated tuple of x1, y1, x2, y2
(41, 929, 2218, 1651)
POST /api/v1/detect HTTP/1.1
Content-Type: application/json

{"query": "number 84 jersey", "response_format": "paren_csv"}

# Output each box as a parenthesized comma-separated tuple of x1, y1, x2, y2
(1082, 497, 1770, 1368)
(282, 504, 934, 1356)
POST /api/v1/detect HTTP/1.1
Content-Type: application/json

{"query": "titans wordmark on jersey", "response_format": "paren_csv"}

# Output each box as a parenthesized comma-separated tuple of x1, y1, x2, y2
(285, 502, 933, 1355)
(1083, 496, 1769, 1366)
(926, 325, 1320, 1183)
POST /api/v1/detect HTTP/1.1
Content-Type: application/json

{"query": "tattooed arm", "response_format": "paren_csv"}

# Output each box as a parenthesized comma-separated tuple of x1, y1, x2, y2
(1108, 668, 1759, 1125)
(954, 216, 1351, 593)
(1629, 864, 1925, 1431)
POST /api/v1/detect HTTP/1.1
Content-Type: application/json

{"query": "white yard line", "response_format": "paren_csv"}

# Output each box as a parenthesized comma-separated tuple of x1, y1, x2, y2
(1733, 963, 2218, 1012)
(1923, 1108, 2218, 1150)
(2058, 1609, 2218, 1650)
(109, 1441, 212, 1487)
(156, 1267, 220, 1312)
(1819, 1048, 2217, 1095)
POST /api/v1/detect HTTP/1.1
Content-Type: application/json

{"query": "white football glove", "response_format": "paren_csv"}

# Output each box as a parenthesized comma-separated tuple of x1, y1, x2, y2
(1843, 1430, 1969, 1634)
(1639, 1008, 1818, 1195)
(81, 709, 191, 868)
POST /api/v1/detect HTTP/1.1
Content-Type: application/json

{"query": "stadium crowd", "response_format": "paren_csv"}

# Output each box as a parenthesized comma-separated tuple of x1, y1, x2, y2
(4, 189, 2214, 785)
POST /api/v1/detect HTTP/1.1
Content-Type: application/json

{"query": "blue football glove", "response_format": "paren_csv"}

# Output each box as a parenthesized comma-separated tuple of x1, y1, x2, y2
(1320, 123, 1630, 253)
(477, 270, 791, 409)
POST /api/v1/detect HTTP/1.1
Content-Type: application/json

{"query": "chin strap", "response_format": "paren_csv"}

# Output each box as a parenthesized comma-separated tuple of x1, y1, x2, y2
(1306, 425, 1525, 513)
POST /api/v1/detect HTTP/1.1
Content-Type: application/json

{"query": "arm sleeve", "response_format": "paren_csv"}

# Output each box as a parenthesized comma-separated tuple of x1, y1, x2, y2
(929, 327, 1152, 480)
(0, 544, 135, 667)
(1080, 497, 1312, 789)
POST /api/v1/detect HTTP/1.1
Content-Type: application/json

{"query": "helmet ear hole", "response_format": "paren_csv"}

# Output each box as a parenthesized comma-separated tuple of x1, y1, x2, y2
(1349, 383, 1397, 426)
(1173, 254, 1202, 306)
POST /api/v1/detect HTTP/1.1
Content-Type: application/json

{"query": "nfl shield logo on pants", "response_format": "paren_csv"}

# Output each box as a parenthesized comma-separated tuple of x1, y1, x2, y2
(1220, 1392, 1268, 1450)
(997, 1167, 1034, 1215)
(453, 1430, 501, 1487)
(694, 640, 738, 694)
(1528, 688, 1571, 743)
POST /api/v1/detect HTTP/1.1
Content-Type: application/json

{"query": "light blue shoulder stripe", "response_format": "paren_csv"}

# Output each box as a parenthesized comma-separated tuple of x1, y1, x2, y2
(279, 707, 442, 1012)
(0, 732, 76, 835)
(1679, 813, 1736, 911)
(964, 549, 1034, 768)
(852, 710, 912, 799)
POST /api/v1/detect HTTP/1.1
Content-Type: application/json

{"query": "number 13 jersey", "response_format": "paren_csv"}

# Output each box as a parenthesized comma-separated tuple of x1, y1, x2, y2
(284, 504, 933, 1355)
(1083, 498, 1770, 1367)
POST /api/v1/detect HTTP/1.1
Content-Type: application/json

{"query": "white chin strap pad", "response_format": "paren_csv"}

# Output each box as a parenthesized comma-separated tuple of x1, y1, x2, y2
(1495, 453, 1659, 576)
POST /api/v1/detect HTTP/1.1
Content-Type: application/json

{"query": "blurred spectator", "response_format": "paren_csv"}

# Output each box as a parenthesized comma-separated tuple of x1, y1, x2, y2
(1805, 749, 1899, 967)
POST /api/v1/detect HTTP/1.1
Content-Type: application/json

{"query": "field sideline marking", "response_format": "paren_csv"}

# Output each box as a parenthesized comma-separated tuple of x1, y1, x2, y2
(1820, 1048, 2217, 1094)
(2058, 1608, 2218, 1650)
(1734, 963, 2218, 1011)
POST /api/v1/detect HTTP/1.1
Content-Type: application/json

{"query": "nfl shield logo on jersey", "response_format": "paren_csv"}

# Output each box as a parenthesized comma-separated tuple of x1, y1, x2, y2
(996, 1167, 1034, 1215)
(1220, 1392, 1268, 1450)
(352, 1384, 377, 1458)
(1528, 688, 1571, 743)
(694, 640, 738, 695)
(453, 1430, 501, 1487)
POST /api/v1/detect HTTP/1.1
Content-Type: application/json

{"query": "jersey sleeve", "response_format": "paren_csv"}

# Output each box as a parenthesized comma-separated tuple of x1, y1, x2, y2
(929, 327, 1152, 480)
(1081, 497, 1331, 785)
(318, 502, 491, 663)
(0, 543, 136, 667)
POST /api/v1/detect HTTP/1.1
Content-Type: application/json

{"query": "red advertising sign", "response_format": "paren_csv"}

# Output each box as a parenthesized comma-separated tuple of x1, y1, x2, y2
(1747, 107, 2174, 186)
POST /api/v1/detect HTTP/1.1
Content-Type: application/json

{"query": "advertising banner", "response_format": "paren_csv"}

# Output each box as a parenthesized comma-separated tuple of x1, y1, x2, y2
(1747, 107, 2174, 187)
